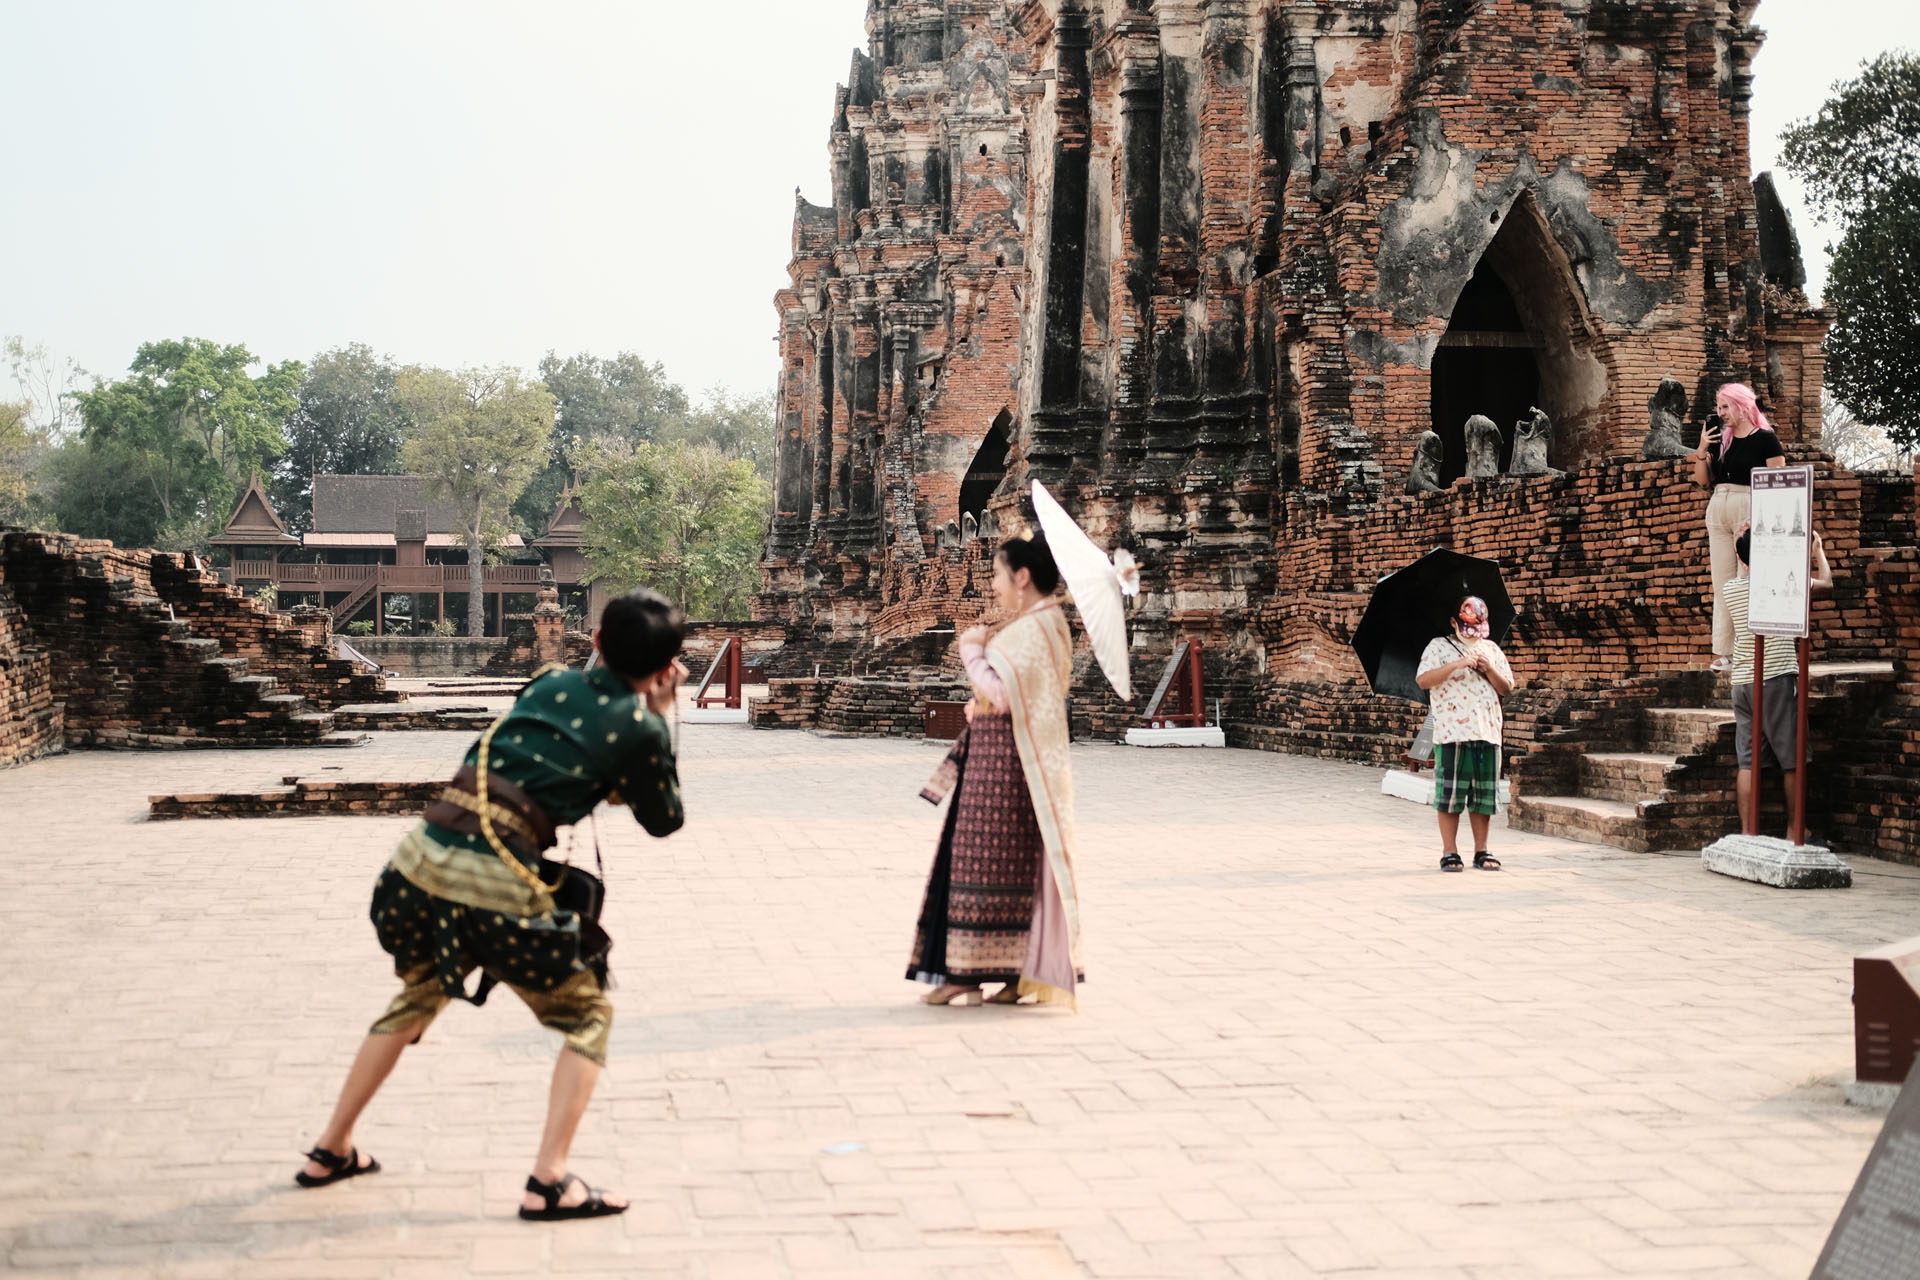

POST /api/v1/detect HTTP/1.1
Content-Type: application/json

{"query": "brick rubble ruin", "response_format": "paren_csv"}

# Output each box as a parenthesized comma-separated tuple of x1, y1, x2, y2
(0, 528, 399, 768)
(755, 0, 1920, 860)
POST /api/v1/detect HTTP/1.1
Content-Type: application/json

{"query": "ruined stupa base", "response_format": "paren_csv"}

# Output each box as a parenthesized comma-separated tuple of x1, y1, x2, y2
(1701, 834, 1852, 889)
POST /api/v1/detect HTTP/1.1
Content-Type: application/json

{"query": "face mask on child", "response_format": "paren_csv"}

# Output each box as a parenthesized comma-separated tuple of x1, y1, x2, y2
(1454, 596, 1491, 641)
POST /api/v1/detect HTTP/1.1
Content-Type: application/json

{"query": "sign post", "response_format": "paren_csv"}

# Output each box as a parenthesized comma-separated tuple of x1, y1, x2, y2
(1747, 466, 1813, 845)
(1701, 463, 1848, 888)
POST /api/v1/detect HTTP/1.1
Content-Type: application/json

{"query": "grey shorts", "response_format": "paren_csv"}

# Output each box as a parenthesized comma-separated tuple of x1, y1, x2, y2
(1732, 674, 1804, 771)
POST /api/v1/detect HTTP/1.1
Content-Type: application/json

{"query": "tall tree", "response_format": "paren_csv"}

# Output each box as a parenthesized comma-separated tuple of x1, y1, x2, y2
(36, 435, 170, 546)
(72, 339, 303, 547)
(514, 351, 692, 535)
(6, 336, 87, 439)
(399, 366, 555, 636)
(576, 440, 769, 621)
(1782, 51, 1920, 451)
(661, 387, 778, 480)
(273, 343, 411, 533)
(0, 401, 35, 526)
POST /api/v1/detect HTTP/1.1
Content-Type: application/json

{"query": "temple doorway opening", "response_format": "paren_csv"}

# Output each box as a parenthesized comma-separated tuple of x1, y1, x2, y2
(959, 411, 1012, 524)
(1429, 192, 1612, 481)
(1430, 260, 1539, 484)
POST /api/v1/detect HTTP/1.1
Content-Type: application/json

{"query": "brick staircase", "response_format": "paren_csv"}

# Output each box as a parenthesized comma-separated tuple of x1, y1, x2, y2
(1510, 662, 1896, 852)
(815, 677, 969, 737)
(1, 529, 371, 752)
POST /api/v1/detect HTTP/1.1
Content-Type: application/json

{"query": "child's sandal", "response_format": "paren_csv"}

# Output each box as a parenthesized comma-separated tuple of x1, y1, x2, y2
(1439, 852, 1465, 872)
(1473, 851, 1502, 871)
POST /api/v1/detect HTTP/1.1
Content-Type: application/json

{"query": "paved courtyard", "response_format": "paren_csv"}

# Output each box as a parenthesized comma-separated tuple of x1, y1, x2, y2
(2, 721, 1915, 1279)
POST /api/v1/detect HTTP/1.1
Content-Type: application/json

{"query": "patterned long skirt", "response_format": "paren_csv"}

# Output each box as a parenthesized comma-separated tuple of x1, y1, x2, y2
(907, 713, 1043, 985)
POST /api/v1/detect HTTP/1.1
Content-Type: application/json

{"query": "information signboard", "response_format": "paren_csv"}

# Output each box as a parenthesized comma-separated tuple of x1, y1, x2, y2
(1810, 1067, 1920, 1279)
(1747, 465, 1813, 639)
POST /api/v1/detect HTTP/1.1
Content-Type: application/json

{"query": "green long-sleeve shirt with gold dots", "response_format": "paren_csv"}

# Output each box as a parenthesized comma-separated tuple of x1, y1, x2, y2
(424, 665, 684, 858)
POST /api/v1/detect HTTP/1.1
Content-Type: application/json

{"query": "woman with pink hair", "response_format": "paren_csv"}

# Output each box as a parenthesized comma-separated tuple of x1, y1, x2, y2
(1688, 382, 1784, 671)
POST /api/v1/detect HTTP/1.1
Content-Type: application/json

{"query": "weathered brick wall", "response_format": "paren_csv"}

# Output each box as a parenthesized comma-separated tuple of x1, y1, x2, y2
(1, 529, 338, 750)
(1233, 451, 1898, 767)
(0, 560, 61, 768)
(137, 553, 393, 708)
(367, 636, 510, 678)
(149, 777, 445, 821)
(749, 678, 831, 730)
(1826, 552, 1920, 863)
(1261, 450, 1887, 692)
(817, 677, 969, 738)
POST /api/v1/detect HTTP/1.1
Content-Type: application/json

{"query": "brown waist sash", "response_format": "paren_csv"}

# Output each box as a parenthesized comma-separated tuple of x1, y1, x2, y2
(423, 764, 557, 858)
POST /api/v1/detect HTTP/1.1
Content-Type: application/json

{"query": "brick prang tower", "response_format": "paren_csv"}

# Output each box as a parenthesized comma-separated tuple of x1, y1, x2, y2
(761, 0, 1830, 714)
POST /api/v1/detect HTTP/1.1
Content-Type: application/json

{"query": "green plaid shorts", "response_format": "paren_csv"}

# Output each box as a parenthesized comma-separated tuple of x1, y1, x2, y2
(1433, 740, 1499, 816)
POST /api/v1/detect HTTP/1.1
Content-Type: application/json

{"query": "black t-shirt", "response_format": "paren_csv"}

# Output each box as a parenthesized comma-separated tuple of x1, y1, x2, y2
(1711, 427, 1784, 486)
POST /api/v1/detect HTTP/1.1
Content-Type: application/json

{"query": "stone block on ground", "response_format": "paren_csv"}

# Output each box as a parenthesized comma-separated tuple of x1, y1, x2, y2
(1702, 833, 1854, 888)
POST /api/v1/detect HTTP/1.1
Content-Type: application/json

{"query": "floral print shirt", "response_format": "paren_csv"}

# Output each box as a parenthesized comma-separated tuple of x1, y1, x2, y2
(1416, 636, 1513, 746)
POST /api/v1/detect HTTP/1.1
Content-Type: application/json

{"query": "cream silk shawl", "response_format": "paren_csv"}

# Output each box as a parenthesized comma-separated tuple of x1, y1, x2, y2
(984, 604, 1084, 1007)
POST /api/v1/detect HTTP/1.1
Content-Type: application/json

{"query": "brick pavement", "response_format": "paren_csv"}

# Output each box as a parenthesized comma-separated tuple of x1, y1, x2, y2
(2, 724, 1916, 1278)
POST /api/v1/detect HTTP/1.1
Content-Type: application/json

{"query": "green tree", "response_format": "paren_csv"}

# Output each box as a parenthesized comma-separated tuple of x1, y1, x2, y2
(1782, 51, 1920, 451)
(513, 350, 692, 535)
(72, 339, 303, 547)
(661, 387, 778, 480)
(273, 343, 411, 533)
(398, 366, 556, 637)
(7, 336, 87, 439)
(37, 435, 171, 546)
(0, 401, 35, 526)
(5, 338, 89, 531)
(576, 440, 769, 621)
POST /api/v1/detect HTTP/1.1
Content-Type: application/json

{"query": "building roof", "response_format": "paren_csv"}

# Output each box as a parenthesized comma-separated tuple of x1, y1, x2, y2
(311, 475, 467, 535)
(210, 473, 299, 546)
(303, 532, 526, 549)
(531, 487, 586, 549)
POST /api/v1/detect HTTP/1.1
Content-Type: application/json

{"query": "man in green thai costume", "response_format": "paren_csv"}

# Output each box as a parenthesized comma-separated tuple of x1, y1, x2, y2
(293, 589, 687, 1222)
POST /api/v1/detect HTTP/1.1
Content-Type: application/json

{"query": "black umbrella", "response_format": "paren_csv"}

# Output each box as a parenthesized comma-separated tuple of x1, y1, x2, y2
(1350, 548, 1515, 705)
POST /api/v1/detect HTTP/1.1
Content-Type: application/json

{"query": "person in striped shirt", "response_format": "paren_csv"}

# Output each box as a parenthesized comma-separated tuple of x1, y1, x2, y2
(1724, 527, 1832, 838)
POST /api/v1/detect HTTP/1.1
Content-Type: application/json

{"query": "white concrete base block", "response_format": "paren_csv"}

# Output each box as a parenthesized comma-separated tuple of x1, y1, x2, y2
(682, 707, 750, 725)
(1380, 769, 1509, 809)
(1123, 726, 1227, 748)
(1701, 833, 1852, 889)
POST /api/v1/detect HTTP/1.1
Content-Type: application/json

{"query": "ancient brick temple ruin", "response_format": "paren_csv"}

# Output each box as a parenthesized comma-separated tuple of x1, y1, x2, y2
(754, 0, 1919, 861)
(0, 529, 398, 768)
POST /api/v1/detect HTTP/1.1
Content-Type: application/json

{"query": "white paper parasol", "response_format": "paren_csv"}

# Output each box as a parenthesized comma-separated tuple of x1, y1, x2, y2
(1030, 480, 1139, 700)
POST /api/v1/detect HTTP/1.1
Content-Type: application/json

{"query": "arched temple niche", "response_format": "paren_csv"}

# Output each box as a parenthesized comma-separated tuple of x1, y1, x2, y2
(958, 410, 1013, 528)
(1428, 190, 1612, 483)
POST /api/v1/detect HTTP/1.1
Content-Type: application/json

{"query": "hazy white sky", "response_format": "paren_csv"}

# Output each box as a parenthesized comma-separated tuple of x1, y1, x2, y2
(1, 0, 1915, 399)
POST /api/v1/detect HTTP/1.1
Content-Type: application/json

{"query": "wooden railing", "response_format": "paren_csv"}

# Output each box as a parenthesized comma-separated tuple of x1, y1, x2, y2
(251, 563, 550, 591)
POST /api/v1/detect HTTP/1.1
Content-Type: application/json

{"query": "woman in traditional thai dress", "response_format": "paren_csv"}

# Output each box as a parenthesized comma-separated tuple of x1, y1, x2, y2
(909, 533, 1084, 1008)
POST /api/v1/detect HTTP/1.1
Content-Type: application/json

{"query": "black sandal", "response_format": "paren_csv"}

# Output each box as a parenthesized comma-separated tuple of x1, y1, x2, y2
(1473, 851, 1502, 871)
(294, 1145, 380, 1188)
(1439, 852, 1464, 873)
(519, 1173, 629, 1222)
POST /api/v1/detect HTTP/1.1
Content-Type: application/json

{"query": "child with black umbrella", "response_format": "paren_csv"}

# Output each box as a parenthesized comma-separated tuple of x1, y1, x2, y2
(1414, 596, 1515, 871)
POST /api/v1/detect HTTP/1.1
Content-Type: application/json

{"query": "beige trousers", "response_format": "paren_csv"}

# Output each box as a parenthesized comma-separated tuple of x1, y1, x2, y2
(1705, 484, 1751, 656)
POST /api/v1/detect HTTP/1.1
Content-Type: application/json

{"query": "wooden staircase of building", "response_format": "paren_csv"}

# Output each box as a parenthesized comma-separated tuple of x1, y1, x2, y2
(329, 575, 380, 627)
(1510, 662, 1896, 853)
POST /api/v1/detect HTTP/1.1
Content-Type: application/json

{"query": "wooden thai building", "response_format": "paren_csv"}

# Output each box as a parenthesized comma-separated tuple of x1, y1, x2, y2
(212, 474, 590, 635)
